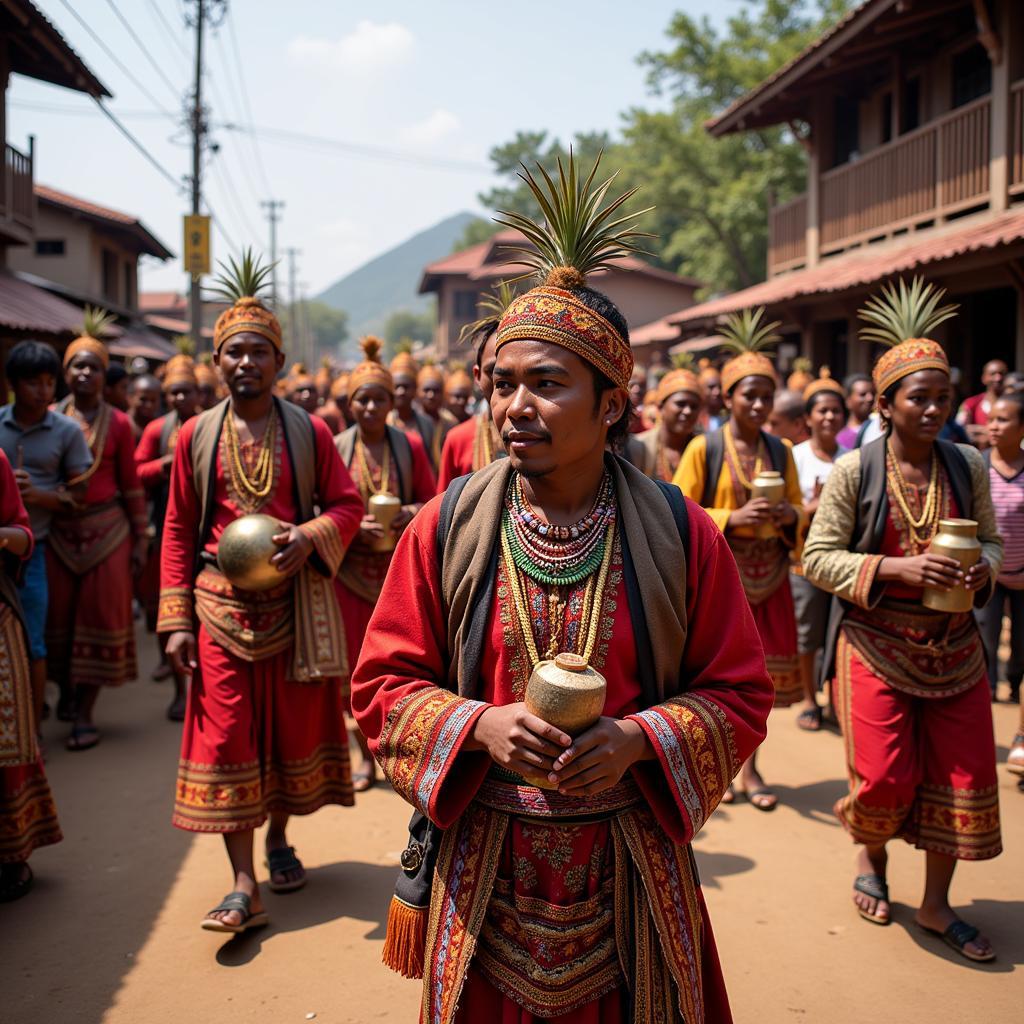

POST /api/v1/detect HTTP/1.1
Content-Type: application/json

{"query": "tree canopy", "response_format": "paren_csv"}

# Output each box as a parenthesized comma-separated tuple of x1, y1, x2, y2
(456, 1, 850, 293)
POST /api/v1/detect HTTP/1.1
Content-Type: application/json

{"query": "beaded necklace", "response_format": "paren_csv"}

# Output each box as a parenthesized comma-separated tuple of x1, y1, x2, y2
(723, 425, 763, 491)
(65, 398, 111, 484)
(886, 442, 941, 548)
(354, 437, 391, 501)
(503, 471, 615, 586)
(223, 405, 277, 507)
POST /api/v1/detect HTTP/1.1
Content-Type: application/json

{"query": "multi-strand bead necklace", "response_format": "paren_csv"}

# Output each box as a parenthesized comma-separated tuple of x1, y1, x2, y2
(354, 438, 391, 501)
(886, 442, 942, 550)
(224, 405, 277, 511)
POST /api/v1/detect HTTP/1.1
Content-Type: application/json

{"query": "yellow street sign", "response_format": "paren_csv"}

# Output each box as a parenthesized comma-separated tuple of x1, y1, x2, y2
(183, 214, 211, 277)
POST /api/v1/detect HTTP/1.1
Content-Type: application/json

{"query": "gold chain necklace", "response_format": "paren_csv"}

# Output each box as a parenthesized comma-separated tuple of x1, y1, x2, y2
(355, 438, 391, 498)
(723, 426, 763, 491)
(501, 520, 615, 669)
(886, 443, 940, 546)
(224, 405, 277, 504)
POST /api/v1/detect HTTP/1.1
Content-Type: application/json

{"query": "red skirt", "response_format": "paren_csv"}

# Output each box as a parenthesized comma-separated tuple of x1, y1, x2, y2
(832, 631, 1001, 860)
(335, 580, 375, 713)
(0, 759, 62, 863)
(751, 583, 800, 708)
(46, 534, 137, 687)
(172, 624, 354, 833)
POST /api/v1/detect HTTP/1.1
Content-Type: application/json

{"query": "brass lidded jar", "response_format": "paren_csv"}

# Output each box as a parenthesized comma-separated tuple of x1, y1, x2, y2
(923, 517, 982, 613)
(751, 468, 785, 539)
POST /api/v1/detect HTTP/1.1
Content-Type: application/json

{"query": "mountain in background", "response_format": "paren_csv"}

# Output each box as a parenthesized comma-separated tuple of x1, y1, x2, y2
(315, 211, 477, 340)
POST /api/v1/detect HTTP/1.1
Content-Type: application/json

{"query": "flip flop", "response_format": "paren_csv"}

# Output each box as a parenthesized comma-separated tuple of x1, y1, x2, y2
(853, 873, 890, 925)
(265, 846, 306, 894)
(0, 863, 34, 904)
(200, 891, 269, 934)
(1006, 733, 1024, 776)
(745, 788, 778, 812)
(797, 706, 823, 732)
(66, 725, 100, 752)
(916, 919, 995, 963)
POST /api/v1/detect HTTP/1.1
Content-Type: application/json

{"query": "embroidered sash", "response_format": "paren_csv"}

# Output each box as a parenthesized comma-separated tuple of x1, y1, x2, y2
(48, 500, 129, 576)
(729, 535, 790, 606)
(842, 599, 985, 699)
(0, 605, 36, 767)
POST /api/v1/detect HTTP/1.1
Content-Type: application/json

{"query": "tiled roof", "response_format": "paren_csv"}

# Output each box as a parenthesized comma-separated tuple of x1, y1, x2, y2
(630, 315, 680, 347)
(0, 270, 82, 335)
(671, 209, 1024, 326)
(139, 292, 187, 313)
(420, 229, 702, 290)
(108, 326, 178, 361)
(36, 185, 173, 259)
(144, 313, 213, 339)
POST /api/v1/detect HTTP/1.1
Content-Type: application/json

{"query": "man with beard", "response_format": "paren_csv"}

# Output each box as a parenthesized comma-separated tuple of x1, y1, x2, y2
(161, 251, 363, 933)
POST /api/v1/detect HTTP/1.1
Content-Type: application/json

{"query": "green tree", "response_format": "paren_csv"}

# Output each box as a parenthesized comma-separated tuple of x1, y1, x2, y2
(284, 301, 349, 359)
(383, 305, 436, 355)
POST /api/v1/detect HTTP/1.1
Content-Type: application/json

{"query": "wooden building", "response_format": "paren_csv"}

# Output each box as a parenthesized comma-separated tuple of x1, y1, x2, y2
(419, 229, 701, 361)
(668, 0, 1024, 388)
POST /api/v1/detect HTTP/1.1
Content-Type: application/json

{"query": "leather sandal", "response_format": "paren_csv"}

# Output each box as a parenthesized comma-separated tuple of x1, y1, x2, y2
(265, 846, 306, 893)
(853, 873, 890, 925)
(917, 919, 995, 963)
(200, 891, 269, 933)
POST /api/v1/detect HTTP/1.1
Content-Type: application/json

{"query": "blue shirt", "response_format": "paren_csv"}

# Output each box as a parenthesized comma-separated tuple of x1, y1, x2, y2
(0, 405, 92, 539)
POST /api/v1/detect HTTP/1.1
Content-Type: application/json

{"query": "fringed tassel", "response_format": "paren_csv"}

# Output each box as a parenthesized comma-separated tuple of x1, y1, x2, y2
(381, 896, 427, 979)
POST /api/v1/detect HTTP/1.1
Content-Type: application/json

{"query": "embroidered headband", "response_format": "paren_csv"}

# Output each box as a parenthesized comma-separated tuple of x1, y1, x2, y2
(721, 351, 777, 395)
(349, 337, 393, 398)
(163, 355, 197, 390)
(656, 368, 705, 406)
(873, 339, 950, 395)
(63, 336, 109, 369)
(213, 296, 282, 352)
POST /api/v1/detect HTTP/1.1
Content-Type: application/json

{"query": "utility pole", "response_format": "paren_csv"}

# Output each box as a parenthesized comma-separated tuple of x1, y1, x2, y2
(185, 0, 225, 354)
(285, 247, 300, 353)
(261, 199, 284, 307)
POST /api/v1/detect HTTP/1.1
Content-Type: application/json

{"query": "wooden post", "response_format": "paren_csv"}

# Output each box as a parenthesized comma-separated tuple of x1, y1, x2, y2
(806, 143, 820, 268)
(989, 4, 1010, 214)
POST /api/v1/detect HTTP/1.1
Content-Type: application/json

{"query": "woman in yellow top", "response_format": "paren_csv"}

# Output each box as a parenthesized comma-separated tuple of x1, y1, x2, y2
(674, 310, 803, 810)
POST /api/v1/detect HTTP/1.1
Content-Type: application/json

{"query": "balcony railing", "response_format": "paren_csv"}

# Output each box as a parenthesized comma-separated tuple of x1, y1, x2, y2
(767, 93, 1012, 275)
(0, 142, 35, 239)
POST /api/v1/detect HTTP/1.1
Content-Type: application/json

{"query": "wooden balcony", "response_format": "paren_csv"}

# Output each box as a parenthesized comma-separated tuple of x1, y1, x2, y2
(0, 142, 35, 245)
(767, 90, 1023, 276)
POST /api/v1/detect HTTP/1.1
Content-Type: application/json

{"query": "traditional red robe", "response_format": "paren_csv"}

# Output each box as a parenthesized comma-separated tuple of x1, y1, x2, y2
(0, 451, 62, 863)
(352, 493, 773, 1023)
(335, 429, 436, 704)
(46, 404, 148, 687)
(158, 410, 364, 832)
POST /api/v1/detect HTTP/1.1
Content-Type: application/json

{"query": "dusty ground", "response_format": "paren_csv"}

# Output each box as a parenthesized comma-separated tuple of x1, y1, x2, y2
(3, 626, 1022, 1023)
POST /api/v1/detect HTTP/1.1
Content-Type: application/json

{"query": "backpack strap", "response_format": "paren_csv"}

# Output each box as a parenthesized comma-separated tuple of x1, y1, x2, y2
(702, 429, 725, 508)
(762, 431, 788, 474)
(655, 479, 691, 558)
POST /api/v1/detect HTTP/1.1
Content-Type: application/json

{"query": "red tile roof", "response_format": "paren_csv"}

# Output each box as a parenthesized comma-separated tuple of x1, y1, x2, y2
(139, 292, 187, 313)
(0, 270, 82, 335)
(671, 209, 1024, 327)
(36, 185, 173, 259)
(420, 229, 702, 291)
(144, 313, 213, 339)
(630, 315, 680, 347)
(108, 326, 178, 362)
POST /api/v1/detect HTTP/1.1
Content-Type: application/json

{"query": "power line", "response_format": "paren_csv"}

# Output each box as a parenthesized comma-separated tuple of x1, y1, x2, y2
(95, 100, 182, 192)
(208, 154, 262, 243)
(55, 0, 177, 118)
(224, 12, 274, 196)
(103, 0, 182, 100)
(146, 0, 191, 63)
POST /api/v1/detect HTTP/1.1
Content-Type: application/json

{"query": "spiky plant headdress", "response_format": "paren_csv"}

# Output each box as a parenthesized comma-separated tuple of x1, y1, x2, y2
(210, 247, 283, 351)
(457, 279, 518, 347)
(349, 336, 393, 398)
(859, 277, 954, 393)
(493, 150, 652, 391)
(718, 306, 781, 394)
(64, 305, 115, 368)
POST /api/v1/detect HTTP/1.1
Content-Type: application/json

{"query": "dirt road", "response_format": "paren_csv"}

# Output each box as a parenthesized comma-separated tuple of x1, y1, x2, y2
(3, 628, 1021, 1023)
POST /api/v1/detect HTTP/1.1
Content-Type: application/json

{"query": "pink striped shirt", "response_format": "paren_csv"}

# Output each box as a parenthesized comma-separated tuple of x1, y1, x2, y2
(989, 458, 1024, 588)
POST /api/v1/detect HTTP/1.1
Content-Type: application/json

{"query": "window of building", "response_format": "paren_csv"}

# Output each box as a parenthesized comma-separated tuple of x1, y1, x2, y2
(454, 289, 478, 319)
(901, 77, 921, 133)
(833, 95, 860, 167)
(35, 239, 65, 256)
(951, 44, 991, 108)
(123, 262, 137, 310)
(101, 248, 120, 304)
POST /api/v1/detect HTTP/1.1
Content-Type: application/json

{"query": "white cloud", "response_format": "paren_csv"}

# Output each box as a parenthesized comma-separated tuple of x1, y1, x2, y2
(287, 20, 414, 77)
(404, 109, 461, 147)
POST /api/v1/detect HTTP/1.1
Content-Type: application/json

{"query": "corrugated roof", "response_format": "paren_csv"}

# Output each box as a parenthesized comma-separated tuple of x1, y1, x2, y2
(0, 269, 82, 334)
(671, 209, 1024, 326)
(35, 185, 173, 259)
(107, 325, 177, 361)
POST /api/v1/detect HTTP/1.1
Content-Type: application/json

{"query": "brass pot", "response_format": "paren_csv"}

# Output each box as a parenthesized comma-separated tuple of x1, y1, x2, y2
(368, 493, 402, 552)
(751, 468, 785, 539)
(217, 513, 286, 591)
(923, 518, 982, 613)
(524, 653, 608, 790)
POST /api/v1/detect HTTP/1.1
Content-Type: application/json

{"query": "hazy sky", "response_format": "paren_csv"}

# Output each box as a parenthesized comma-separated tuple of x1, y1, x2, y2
(8, 1, 743, 299)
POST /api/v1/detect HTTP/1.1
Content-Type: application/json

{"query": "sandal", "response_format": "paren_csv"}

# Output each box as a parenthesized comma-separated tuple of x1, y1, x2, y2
(200, 891, 269, 934)
(853, 874, 890, 925)
(265, 846, 306, 894)
(745, 788, 778, 812)
(1007, 733, 1024, 776)
(66, 725, 100, 752)
(352, 765, 377, 793)
(797, 706, 823, 732)
(917, 919, 995, 963)
(719, 783, 736, 805)
(0, 863, 34, 903)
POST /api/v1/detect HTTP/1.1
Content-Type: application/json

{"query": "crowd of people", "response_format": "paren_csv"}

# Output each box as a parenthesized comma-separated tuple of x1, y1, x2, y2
(1, 154, 1021, 1018)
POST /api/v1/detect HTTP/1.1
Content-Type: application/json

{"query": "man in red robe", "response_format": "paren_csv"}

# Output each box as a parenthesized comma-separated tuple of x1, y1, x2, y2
(161, 257, 364, 934)
(351, 157, 773, 1023)
(436, 321, 502, 492)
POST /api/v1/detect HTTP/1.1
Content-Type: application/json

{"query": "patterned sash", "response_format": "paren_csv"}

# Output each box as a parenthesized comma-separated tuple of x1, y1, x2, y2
(48, 500, 129, 576)
(842, 599, 985, 699)
(0, 604, 36, 767)
(729, 535, 790, 606)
